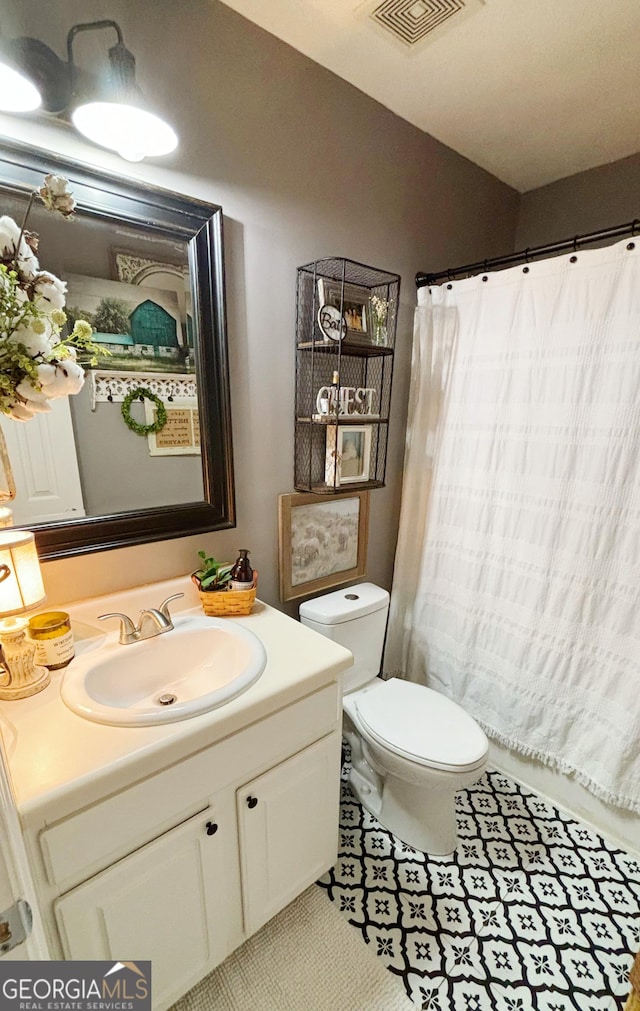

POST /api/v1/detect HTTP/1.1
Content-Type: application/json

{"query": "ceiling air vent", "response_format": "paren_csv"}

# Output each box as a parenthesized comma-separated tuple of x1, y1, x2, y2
(365, 0, 484, 51)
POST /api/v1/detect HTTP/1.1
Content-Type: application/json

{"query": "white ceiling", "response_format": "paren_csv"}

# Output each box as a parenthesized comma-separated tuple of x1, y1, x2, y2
(218, 0, 640, 193)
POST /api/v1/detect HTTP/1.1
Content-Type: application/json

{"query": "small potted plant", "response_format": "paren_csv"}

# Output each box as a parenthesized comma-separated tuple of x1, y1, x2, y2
(192, 551, 232, 592)
(191, 551, 257, 616)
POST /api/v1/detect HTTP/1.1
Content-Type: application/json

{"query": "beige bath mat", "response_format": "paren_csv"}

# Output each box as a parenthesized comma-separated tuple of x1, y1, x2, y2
(170, 885, 414, 1010)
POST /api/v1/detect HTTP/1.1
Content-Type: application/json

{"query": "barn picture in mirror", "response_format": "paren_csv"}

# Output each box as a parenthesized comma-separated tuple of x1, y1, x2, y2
(0, 142, 234, 559)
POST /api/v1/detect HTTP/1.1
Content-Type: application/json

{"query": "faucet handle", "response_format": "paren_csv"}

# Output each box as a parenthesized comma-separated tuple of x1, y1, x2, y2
(97, 611, 138, 644)
(157, 593, 184, 621)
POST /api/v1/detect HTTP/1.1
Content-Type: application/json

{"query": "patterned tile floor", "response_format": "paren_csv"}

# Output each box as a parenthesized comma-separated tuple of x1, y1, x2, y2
(318, 754, 640, 1010)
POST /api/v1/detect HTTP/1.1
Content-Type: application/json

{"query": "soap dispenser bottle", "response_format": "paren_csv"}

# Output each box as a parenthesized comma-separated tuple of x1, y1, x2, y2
(230, 549, 254, 590)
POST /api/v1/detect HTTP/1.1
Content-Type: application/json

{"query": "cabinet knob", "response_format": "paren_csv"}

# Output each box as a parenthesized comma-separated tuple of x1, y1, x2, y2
(205, 821, 219, 835)
(246, 795, 258, 809)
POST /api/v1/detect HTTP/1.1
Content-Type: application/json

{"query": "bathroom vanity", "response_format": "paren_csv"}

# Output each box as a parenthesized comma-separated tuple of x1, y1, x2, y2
(0, 577, 352, 1009)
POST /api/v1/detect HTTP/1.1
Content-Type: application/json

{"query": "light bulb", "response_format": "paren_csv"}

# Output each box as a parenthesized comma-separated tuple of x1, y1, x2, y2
(71, 101, 178, 160)
(0, 62, 42, 112)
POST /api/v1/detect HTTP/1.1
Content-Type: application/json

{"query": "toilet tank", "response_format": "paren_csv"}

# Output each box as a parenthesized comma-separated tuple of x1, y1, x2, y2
(299, 583, 390, 693)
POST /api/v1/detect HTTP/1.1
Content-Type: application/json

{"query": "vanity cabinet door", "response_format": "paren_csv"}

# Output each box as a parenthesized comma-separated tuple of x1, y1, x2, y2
(54, 803, 242, 1010)
(237, 731, 341, 935)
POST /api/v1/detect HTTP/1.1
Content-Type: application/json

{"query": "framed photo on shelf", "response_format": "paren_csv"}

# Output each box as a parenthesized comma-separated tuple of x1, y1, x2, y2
(317, 279, 370, 342)
(325, 425, 372, 485)
(278, 490, 369, 602)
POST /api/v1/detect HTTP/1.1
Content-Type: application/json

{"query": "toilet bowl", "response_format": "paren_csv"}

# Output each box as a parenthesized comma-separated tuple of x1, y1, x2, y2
(299, 583, 488, 855)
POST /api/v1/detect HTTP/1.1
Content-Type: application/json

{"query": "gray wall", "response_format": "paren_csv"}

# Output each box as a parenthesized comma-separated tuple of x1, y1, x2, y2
(70, 386, 203, 515)
(2, 0, 519, 613)
(517, 152, 640, 248)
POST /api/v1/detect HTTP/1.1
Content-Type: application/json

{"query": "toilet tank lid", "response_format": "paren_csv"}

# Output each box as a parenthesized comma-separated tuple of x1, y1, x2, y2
(299, 582, 389, 625)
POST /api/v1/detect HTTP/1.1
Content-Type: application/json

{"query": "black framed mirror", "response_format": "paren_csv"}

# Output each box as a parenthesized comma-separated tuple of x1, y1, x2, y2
(0, 140, 235, 559)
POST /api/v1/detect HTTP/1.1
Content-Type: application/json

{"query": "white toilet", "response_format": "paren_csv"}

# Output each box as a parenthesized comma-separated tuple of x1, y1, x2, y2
(299, 582, 489, 855)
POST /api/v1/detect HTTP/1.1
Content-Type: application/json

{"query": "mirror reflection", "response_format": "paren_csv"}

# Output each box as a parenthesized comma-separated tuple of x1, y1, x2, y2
(1, 195, 203, 522)
(0, 142, 234, 558)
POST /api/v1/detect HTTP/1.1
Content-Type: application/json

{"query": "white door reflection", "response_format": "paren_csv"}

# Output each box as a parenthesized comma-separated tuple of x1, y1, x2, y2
(1, 400, 85, 525)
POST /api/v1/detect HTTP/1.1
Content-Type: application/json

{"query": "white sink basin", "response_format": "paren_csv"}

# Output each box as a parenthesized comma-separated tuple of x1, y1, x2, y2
(61, 614, 267, 727)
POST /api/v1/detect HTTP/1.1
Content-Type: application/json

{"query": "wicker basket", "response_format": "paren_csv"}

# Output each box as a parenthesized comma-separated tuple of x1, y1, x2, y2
(191, 571, 258, 617)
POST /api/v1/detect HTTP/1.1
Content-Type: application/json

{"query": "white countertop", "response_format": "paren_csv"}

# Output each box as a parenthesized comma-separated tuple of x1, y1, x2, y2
(0, 575, 353, 824)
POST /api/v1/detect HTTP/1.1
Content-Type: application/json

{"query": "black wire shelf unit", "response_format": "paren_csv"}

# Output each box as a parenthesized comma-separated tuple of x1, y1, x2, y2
(295, 257, 400, 494)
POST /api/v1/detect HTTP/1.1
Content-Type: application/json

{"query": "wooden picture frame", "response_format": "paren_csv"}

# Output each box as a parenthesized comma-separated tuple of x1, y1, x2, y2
(325, 425, 373, 486)
(144, 398, 201, 456)
(278, 490, 369, 602)
(65, 272, 191, 375)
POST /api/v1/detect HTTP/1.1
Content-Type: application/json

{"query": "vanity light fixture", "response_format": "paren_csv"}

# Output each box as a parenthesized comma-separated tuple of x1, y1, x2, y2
(0, 529, 49, 700)
(0, 20, 178, 162)
(67, 20, 178, 162)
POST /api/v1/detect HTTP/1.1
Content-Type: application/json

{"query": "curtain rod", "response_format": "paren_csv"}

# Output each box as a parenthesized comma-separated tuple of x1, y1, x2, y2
(415, 218, 640, 288)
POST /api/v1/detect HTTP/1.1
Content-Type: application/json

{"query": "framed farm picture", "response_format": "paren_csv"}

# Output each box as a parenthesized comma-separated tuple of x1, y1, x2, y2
(278, 490, 369, 602)
(65, 273, 193, 375)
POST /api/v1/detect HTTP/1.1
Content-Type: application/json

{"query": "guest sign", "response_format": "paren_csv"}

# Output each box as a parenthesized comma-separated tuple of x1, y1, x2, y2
(315, 385, 377, 417)
(144, 398, 201, 455)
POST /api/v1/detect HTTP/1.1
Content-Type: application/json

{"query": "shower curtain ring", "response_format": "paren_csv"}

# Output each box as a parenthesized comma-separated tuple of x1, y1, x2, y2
(525, 248, 531, 263)
(632, 220, 639, 236)
(573, 236, 579, 252)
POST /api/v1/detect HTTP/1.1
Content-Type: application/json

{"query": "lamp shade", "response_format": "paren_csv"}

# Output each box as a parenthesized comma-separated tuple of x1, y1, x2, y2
(0, 59, 41, 112)
(71, 100, 178, 161)
(0, 530, 46, 616)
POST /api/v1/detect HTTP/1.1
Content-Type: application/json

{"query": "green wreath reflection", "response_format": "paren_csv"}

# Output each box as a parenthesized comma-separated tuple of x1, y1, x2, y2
(121, 386, 168, 436)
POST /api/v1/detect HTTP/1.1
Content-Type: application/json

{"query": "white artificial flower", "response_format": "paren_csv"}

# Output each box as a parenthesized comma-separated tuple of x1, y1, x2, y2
(19, 396, 52, 415)
(0, 175, 96, 424)
(32, 271, 67, 311)
(39, 359, 85, 398)
(12, 322, 56, 358)
(39, 175, 76, 218)
(34, 362, 58, 387)
(56, 359, 85, 394)
(15, 379, 49, 403)
(0, 216, 39, 280)
(0, 216, 20, 258)
(7, 402, 37, 421)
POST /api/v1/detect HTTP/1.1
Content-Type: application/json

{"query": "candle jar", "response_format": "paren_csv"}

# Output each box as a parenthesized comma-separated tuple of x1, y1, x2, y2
(27, 611, 75, 670)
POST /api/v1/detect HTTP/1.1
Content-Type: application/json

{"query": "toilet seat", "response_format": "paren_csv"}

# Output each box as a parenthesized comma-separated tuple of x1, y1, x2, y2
(354, 679, 488, 773)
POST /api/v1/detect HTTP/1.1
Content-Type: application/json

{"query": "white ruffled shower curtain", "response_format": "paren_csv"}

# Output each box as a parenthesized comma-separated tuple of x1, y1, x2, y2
(384, 237, 640, 813)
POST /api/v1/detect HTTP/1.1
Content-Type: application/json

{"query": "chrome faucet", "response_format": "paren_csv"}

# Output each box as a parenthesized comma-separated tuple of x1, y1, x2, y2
(98, 593, 184, 645)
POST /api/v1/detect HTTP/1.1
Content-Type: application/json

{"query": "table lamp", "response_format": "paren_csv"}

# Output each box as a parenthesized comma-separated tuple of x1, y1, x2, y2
(0, 530, 49, 700)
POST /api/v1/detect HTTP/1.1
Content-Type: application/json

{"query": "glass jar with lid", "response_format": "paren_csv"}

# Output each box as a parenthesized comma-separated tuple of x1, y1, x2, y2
(27, 611, 75, 670)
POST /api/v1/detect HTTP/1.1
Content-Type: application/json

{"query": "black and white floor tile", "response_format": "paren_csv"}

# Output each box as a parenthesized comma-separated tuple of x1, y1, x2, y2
(318, 754, 640, 1010)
